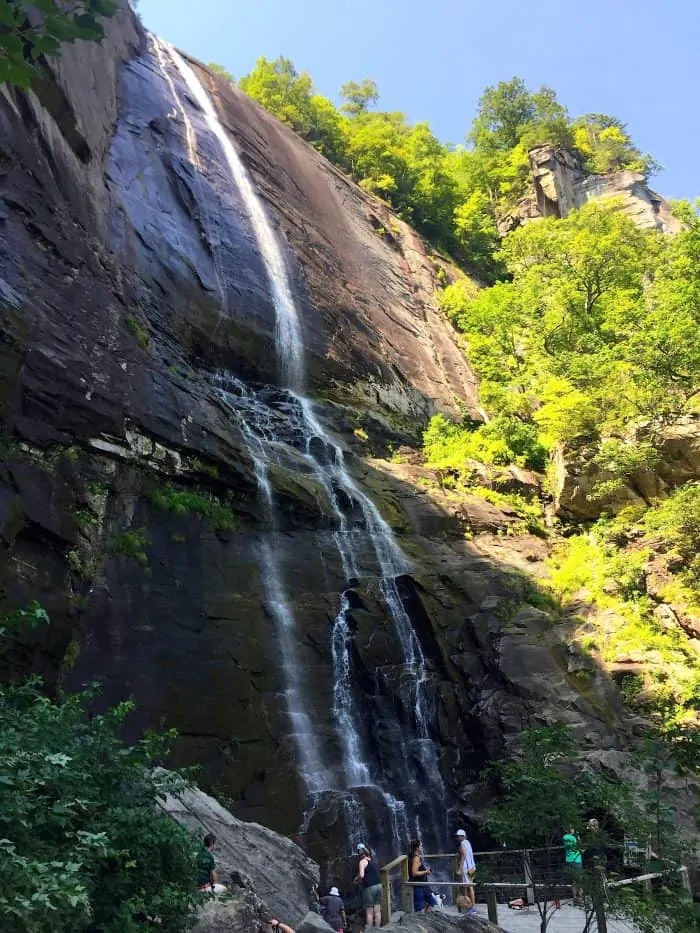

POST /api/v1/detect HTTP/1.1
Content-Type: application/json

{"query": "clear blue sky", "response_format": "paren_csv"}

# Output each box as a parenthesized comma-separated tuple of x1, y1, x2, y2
(136, 0, 697, 200)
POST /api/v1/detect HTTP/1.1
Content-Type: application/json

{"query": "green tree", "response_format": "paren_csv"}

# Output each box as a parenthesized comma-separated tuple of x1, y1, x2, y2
(0, 608, 200, 932)
(469, 77, 572, 154)
(572, 113, 659, 176)
(439, 200, 694, 447)
(239, 56, 349, 164)
(239, 56, 316, 133)
(643, 483, 700, 589)
(484, 725, 695, 933)
(0, 0, 116, 87)
(339, 78, 378, 116)
(207, 62, 233, 82)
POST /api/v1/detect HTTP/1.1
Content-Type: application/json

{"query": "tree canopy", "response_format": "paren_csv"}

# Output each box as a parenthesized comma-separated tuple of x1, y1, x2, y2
(237, 62, 658, 283)
(0, 0, 116, 87)
(438, 200, 699, 447)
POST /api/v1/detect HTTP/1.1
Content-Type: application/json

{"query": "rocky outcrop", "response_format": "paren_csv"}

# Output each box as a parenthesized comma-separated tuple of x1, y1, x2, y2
(550, 419, 700, 521)
(500, 145, 680, 234)
(160, 783, 318, 929)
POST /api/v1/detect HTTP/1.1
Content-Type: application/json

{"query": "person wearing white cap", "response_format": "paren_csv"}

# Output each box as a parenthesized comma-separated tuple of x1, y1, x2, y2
(319, 885, 346, 933)
(454, 829, 477, 914)
(354, 843, 382, 927)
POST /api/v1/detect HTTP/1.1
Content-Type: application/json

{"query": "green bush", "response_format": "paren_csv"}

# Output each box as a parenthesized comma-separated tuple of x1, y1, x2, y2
(471, 487, 546, 536)
(644, 483, 700, 588)
(0, 679, 199, 932)
(423, 413, 547, 472)
(149, 487, 236, 532)
(108, 529, 149, 566)
(548, 528, 698, 724)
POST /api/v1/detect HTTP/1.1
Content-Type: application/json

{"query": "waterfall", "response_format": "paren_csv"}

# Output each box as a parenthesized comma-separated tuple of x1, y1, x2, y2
(162, 41, 448, 855)
(169, 48, 305, 392)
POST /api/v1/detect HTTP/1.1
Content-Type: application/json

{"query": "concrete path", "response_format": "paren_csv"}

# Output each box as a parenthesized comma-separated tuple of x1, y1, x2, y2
(442, 900, 636, 933)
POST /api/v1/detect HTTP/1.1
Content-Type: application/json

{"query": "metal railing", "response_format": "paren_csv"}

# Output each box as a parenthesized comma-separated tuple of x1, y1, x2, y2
(378, 847, 693, 927)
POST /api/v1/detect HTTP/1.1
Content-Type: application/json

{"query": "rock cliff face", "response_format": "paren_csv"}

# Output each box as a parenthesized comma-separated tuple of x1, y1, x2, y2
(501, 144, 680, 234)
(0, 1, 643, 878)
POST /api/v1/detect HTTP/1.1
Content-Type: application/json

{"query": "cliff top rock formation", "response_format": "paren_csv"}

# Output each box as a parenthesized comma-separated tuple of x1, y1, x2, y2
(500, 144, 681, 234)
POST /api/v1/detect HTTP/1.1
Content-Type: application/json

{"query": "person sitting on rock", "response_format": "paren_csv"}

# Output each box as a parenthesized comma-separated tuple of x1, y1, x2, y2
(354, 843, 382, 927)
(195, 832, 228, 894)
(319, 885, 346, 932)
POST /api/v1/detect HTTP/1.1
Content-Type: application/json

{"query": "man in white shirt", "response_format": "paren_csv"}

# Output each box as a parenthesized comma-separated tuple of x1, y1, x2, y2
(454, 829, 477, 914)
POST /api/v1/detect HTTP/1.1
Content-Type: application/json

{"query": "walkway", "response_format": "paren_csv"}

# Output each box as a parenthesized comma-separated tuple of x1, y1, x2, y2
(446, 900, 636, 933)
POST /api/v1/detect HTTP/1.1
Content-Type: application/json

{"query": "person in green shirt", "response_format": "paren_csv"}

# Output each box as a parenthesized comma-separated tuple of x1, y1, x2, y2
(196, 833, 228, 894)
(563, 828, 583, 905)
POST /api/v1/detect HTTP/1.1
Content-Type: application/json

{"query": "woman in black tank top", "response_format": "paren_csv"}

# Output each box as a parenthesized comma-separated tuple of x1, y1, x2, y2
(409, 839, 438, 913)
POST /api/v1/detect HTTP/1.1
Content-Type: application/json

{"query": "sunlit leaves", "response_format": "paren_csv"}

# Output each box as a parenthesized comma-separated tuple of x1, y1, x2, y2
(0, 0, 117, 87)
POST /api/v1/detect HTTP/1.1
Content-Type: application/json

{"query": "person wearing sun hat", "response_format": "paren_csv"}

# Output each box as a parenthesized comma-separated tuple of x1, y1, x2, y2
(319, 885, 346, 932)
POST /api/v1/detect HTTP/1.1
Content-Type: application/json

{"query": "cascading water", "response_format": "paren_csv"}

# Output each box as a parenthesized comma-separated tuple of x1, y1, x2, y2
(169, 48, 305, 391)
(163, 41, 447, 856)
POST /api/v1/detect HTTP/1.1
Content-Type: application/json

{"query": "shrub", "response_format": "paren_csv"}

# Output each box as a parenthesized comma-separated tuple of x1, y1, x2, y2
(644, 483, 700, 588)
(0, 678, 200, 932)
(149, 487, 236, 532)
(125, 314, 150, 350)
(423, 413, 547, 472)
(108, 529, 149, 566)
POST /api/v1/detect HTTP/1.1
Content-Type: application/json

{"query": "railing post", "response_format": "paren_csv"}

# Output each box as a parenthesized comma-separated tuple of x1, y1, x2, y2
(380, 866, 391, 926)
(401, 856, 413, 915)
(680, 866, 692, 895)
(487, 887, 498, 924)
(523, 850, 535, 906)
(592, 868, 608, 933)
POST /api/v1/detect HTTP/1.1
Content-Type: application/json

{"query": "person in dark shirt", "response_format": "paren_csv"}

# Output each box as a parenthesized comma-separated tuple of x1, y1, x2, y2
(354, 843, 382, 927)
(319, 886, 346, 932)
(584, 819, 607, 868)
(195, 832, 228, 894)
(409, 839, 438, 913)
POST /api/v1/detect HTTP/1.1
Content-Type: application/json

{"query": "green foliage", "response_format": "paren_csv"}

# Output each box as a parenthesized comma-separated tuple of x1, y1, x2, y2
(339, 78, 378, 115)
(238, 60, 658, 282)
(0, 601, 48, 639)
(469, 77, 573, 155)
(441, 200, 700, 454)
(644, 483, 700, 588)
(484, 725, 694, 932)
(207, 61, 233, 82)
(0, 0, 116, 87)
(74, 506, 98, 527)
(589, 439, 660, 501)
(239, 56, 349, 165)
(548, 523, 699, 726)
(0, 675, 199, 932)
(483, 724, 606, 847)
(107, 529, 149, 566)
(423, 412, 546, 472)
(149, 486, 236, 532)
(572, 113, 659, 176)
(125, 314, 150, 349)
(470, 487, 546, 536)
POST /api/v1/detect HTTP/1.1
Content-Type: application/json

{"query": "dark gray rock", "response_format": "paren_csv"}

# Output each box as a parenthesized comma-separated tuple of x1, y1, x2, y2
(160, 783, 318, 929)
